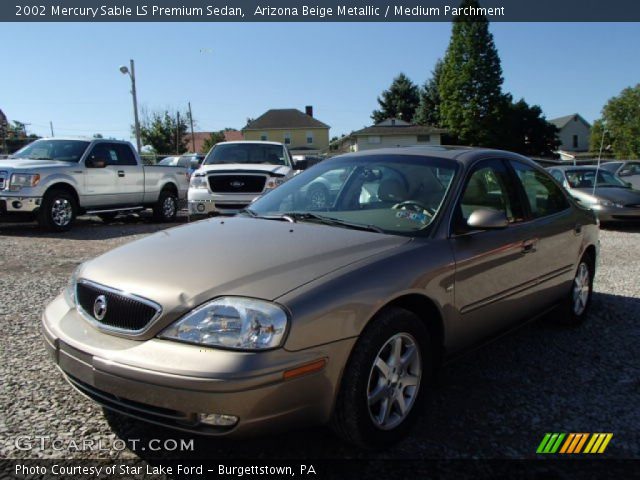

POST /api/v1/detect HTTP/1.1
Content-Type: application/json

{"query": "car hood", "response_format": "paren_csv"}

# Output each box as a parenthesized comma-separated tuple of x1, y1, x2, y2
(573, 187, 640, 204)
(0, 158, 75, 170)
(195, 163, 291, 176)
(79, 216, 409, 332)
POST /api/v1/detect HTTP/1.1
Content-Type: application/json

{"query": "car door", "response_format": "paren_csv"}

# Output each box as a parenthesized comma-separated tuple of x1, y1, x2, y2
(83, 142, 119, 207)
(510, 161, 579, 309)
(111, 143, 144, 204)
(450, 158, 540, 344)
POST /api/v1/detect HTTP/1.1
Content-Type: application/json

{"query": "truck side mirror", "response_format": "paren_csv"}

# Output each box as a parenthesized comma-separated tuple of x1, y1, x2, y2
(293, 158, 309, 170)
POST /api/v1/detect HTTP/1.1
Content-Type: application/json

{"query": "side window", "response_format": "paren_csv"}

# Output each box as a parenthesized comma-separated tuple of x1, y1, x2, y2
(457, 160, 521, 229)
(87, 143, 109, 163)
(550, 169, 565, 184)
(512, 162, 569, 219)
(113, 144, 138, 166)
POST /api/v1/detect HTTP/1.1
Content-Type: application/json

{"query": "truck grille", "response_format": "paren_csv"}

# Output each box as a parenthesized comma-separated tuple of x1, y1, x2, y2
(76, 281, 161, 333)
(0, 171, 7, 190)
(208, 174, 267, 193)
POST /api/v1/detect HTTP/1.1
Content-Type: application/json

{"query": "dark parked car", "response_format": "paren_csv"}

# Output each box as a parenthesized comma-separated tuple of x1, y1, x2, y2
(547, 165, 640, 222)
(43, 147, 598, 448)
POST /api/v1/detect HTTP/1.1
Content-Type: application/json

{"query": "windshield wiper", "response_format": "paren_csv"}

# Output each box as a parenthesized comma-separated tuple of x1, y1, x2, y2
(284, 212, 385, 233)
(241, 209, 296, 223)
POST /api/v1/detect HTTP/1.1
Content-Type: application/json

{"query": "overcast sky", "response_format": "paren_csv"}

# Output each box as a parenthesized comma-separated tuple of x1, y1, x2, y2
(2, 22, 639, 143)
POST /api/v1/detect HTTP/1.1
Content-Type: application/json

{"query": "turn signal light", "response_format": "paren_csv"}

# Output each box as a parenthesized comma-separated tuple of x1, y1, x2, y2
(283, 358, 327, 380)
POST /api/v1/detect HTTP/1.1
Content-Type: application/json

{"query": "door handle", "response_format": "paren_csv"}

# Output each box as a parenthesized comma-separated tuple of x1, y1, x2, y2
(118, 170, 125, 177)
(522, 239, 537, 254)
(574, 223, 583, 235)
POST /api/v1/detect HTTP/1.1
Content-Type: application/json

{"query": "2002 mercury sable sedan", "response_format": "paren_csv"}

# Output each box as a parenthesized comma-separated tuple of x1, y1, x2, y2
(42, 146, 599, 448)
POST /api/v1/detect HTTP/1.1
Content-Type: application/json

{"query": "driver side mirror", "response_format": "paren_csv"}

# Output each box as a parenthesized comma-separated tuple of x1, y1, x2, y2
(293, 158, 308, 170)
(86, 157, 107, 168)
(467, 208, 509, 230)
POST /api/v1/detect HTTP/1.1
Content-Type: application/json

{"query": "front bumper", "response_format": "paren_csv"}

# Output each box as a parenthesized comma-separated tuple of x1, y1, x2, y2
(188, 189, 261, 215)
(592, 204, 640, 222)
(0, 195, 41, 214)
(42, 294, 355, 436)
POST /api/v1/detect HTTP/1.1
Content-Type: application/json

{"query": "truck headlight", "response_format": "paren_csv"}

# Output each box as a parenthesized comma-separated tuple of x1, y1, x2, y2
(63, 265, 81, 306)
(10, 173, 40, 191)
(159, 297, 288, 350)
(189, 175, 208, 189)
(264, 177, 285, 190)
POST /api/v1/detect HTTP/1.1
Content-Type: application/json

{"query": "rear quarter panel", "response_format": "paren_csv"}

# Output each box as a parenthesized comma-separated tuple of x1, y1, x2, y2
(142, 165, 189, 203)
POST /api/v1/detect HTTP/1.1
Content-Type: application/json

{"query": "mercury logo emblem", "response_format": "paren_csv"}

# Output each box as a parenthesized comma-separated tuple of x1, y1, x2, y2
(230, 181, 245, 188)
(93, 295, 108, 321)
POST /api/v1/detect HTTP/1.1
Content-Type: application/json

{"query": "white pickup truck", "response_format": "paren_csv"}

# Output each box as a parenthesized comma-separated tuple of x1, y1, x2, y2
(0, 138, 189, 231)
(188, 141, 303, 215)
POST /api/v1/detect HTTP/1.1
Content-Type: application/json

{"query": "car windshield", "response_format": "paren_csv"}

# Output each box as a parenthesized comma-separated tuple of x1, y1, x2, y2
(246, 154, 458, 235)
(204, 143, 287, 166)
(158, 156, 180, 166)
(566, 169, 628, 188)
(619, 162, 640, 176)
(11, 139, 90, 162)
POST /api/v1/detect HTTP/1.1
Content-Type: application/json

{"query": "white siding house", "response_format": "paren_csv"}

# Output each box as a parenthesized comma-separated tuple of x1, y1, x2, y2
(550, 114, 591, 152)
(338, 118, 446, 152)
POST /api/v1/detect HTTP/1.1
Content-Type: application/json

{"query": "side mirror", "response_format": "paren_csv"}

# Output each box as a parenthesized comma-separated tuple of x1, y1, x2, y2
(86, 157, 107, 168)
(467, 208, 509, 230)
(293, 159, 308, 170)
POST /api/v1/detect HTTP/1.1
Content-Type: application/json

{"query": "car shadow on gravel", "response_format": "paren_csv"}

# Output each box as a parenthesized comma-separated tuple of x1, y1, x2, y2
(600, 222, 640, 233)
(102, 291, 640, 461)
(0, 213, 189, 240)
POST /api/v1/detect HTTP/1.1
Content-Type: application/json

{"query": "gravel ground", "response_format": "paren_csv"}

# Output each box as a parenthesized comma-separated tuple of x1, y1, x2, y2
(0, 215, 638, 464)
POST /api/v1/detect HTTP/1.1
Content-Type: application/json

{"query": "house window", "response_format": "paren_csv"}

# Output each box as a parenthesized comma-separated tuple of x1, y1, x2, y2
(367, 136, 381, 144)
(306, 131, 314, 144)
(284, 133, 291, 145)
(572, 135, 578, 148)
(417, 135, 431, 143)
(260, 132, 268, 141)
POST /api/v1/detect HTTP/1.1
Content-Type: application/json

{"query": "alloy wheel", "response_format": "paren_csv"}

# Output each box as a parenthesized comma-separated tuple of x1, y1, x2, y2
(51, 198, 72, 227)
(573, 262, 591, 316)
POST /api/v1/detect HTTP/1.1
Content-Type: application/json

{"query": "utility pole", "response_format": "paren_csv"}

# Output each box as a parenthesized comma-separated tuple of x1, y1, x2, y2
(49, 121, 54, 137)
(119, 59, 142, 152)
(188, 102, 196, 152)
(176, 111, 180, 155)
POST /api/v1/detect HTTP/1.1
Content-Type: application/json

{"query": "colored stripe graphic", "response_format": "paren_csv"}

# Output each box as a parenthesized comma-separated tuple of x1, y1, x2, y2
(538, 433, 613, 454)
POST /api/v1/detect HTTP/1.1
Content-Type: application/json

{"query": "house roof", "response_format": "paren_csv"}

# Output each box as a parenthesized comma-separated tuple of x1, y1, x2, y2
(224, 130, 243, 142)
(550, 114, 591, 129)
(244, 109, 330, 130)
(351, 123, 447, 137)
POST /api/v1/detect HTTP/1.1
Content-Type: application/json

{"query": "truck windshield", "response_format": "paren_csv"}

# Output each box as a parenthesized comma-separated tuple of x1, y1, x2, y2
(11, 139, 90, 162)
(204, 143, 287, 166)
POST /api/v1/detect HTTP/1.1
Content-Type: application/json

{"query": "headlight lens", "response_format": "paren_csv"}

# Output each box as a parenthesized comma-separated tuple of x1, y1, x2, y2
(63, 265, 81, 306)
(159, 297, 288, 350)
(10, 173, 40, 191)
(598, 199, 624, 208)
(189, 175, 208, 189)
(264, 177, 285, 190)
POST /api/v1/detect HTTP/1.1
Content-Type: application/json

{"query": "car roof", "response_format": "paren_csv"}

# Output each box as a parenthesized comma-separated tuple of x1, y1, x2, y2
(216, 140, 284, 146)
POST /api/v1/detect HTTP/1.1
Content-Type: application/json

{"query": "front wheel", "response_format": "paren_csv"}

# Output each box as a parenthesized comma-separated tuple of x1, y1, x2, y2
(37, 189, 77, 232)
(153, 189, 178, 222)
(331, 307, 431, 448)
(558, 253, 595, 325)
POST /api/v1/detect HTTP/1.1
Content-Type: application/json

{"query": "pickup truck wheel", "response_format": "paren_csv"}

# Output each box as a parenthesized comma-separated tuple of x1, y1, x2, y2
(37, 189, 77, 232)
(97, 212, 118, 223)
(153, 189, 178, 222)
(331, 307, 431, 448)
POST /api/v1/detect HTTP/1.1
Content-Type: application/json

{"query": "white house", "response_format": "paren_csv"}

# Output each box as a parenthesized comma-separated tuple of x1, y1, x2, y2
(550, 114, 591, 153)
(336, 118, 446, 152)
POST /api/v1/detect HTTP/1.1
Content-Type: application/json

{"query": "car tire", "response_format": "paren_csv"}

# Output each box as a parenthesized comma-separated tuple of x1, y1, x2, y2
(97, 212, 119, 223)
(307, 184, 330, 209)
(37, 189, 77, 232)
(153, 189, 178, 222)
(331, 307, 432, 449)
(558, 252, 595, 326)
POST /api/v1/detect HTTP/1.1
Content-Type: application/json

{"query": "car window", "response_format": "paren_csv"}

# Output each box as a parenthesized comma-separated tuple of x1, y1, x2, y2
(513, 162, 569, 218)
(456, 159, 522, 230)
(565, 169, 628, 189)
(549, 169, 565, 184)
(113, 144, 137, 166)
(620, 162, 640, 176)
(12, 139, 89, 162)
(204, 143, 287, 166)
(88, 143, 136, 166)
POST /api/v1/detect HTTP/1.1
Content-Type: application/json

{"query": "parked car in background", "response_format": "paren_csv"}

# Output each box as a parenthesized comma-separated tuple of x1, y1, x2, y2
(547, 165, 640, 222)
(600, 161, 640, 189)
(158, 153, 204, 179)
(0, 138, 189, 231)
(43, 147, 598, 448)
(188, 141, 300, 215)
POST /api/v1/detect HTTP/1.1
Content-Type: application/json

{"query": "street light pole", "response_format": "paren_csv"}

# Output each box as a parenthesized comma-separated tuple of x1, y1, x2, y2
(120, 59, 142, 153)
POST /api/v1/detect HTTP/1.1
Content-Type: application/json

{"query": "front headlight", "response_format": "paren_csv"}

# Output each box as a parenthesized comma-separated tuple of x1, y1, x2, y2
(598, 199, 624, 208)
(63, 265, 81, 306)
(10, 173, 40, 191)
(264, 177, 285, 190)
(159, 297, 288, 350)
(189, 175, 208, 189)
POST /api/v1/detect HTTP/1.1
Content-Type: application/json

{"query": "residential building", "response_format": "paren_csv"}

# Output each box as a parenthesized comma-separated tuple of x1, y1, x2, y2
(242, 106, 330, 155)
(335, 118, 446, 153)
(550, 114, 591, 153)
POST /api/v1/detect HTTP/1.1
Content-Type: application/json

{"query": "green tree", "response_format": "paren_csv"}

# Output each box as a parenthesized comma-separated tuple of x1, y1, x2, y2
(371, 73, 420, 124)
(414, 59, 444, 126)
(439, 0, 504, 146)
(201, 131, 226, 154)
(591, 84, 640, 159)
(589, 119, 615, 157)
(137, 109, 189, 155)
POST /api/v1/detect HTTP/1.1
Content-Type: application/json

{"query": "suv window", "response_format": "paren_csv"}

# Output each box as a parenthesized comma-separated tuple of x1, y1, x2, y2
(454, 159, 523, 233)
(88, 143, 137, 166)
(513, 162, 569, 219)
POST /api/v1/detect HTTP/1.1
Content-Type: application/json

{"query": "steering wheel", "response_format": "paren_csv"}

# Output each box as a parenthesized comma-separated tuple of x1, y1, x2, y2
(392, 200, 435, 216)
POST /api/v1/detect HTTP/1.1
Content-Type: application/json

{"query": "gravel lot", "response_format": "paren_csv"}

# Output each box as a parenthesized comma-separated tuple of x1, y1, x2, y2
(1, 215, 638, 463)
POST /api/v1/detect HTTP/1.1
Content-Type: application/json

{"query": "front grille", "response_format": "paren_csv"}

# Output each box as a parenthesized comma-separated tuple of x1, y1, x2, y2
(0, 171, 7, 190)
(76, 281, 160, 332)
(208, 174, 266, 193)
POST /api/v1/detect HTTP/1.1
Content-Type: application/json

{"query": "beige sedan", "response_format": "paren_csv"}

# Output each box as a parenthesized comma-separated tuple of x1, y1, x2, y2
(42, 146, 598, 448)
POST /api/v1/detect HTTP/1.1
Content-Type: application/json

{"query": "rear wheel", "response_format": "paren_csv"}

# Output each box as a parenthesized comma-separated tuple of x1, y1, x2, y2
(558, 253, 594, 325)
(153, 189, 178, 222)
(331, 307, 431, 448)
(37, 189, 77, 232)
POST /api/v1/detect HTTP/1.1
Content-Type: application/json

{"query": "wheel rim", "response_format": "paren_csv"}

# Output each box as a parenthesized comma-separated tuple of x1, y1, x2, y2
(163, 196, 176, 218)
(51, 198, 72, 227)
(573, 262, 591, 316)
(367, 332, 422, 431)
(309, 190, 327, 208)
